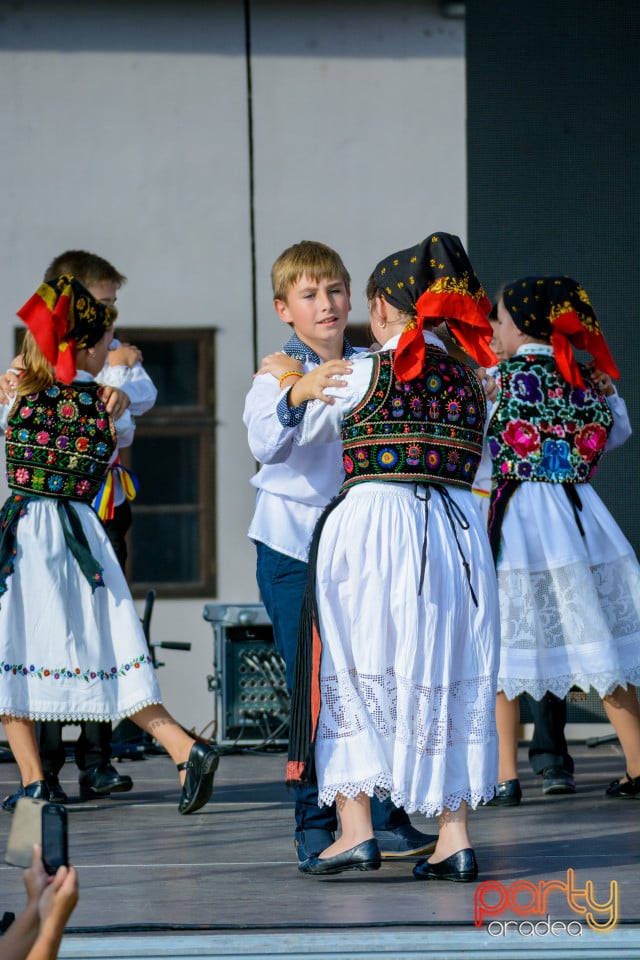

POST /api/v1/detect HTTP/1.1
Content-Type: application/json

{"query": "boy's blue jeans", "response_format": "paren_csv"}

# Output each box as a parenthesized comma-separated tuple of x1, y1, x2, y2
(255, 540, 410, 833)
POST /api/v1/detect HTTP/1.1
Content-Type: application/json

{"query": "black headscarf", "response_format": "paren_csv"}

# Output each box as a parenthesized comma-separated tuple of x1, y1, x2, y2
(501, 275, 619, 387)
(372, 232, 495, 380)
(17, 275, 114, 383)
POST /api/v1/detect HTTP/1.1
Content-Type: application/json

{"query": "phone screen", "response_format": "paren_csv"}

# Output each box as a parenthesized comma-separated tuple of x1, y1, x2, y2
(41, 804, 68, 876)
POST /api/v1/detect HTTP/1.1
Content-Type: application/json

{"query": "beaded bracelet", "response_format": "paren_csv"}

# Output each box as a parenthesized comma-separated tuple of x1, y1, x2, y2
(279, 371, 303, 388)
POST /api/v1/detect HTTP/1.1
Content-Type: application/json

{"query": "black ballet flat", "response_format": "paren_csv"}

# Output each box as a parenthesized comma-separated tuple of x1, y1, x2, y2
(2, 779, 50, 813)
(486, 779, 522, 807)
(177, 741, 219, 815)
(605, 771, 640, 799)
(413, 847, 478, 882)
(299, 838, 382, 876)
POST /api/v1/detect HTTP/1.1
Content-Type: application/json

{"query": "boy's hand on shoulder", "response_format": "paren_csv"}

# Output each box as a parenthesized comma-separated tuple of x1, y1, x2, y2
(289, 359, 352, 407)
(0, 369, 20, 404)
(254, 352, 302, 383)
(99, 385, 131, 418)
(108, 343, 143, 367)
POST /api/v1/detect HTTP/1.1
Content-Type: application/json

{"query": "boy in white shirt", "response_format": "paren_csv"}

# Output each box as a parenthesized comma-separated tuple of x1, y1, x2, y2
(244, 241, 437, 862)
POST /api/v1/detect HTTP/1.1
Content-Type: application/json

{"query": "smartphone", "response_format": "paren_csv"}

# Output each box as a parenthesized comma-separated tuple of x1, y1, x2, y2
(41, 803, 68, 876)
(4, 797, 44, 868)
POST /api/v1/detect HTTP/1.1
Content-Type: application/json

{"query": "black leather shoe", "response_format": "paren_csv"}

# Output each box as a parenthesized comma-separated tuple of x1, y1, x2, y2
(79, 763, 133, 801)
(413, 848, 478, 882)
(44, 771, 68, 804)
(542, 767, 576, 795)
(606, 771, 640, 798)
(375, 824, 438, 859)
(177, 741, 219, 814)
(2, 779, 49, 813)
(299, 839, 382, 876)
(295, 829, 336, 863)
(486, 778, 522, 807)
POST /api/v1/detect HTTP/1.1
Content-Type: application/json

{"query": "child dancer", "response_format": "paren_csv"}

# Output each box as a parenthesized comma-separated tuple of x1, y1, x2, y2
(486, 275, 640, 800)
(278, 233, 500, 880)
(0, 275, 218, 814)
(244, 240, 437, 862)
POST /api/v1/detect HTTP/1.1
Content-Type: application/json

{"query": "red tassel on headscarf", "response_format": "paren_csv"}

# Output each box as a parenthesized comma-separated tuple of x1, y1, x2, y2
(17, 283, 71, 366)
(393, 287, 497, 382)
(17, 279, 79, 383)
(17, 276, 113, 385)
(550, 311, 620, 388)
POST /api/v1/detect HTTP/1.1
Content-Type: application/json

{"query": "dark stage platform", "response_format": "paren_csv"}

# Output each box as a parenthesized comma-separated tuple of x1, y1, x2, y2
(0, 740, 638, 959)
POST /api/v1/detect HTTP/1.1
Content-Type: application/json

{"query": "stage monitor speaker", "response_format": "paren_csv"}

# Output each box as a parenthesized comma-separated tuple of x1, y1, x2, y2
(520, 688, 608, 724)
(203, 603, 290, 747)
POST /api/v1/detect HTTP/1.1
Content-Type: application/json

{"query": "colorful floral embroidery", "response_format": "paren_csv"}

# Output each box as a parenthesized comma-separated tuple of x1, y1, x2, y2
(377, 448, 399, 469)
(488, 354, 612, 485)
(341, 350, 485, 491)
(502, 420, 541, 457)
(6, 381, 115, 503)
(575, 423, 607, 462)
(1, 654, 153, 682)
(512, 371, 544, 404)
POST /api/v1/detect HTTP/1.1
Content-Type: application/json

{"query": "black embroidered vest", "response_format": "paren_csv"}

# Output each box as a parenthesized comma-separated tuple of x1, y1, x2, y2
(340, 349, 486, 491)
(5, 381, 116, 502)
(487, 353, 613, 485)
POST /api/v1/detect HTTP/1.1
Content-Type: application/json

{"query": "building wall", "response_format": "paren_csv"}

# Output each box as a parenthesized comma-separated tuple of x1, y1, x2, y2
(0, 0, 466, 733)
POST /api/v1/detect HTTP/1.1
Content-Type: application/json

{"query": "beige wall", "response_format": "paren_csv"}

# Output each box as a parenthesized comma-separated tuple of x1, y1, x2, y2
(0, 0, 465, 733)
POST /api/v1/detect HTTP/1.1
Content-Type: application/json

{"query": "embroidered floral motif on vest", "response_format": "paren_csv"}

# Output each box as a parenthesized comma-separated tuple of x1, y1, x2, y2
(5, 382, 116, 502)
(487, 354, 613, 484)
(340, 349, 486, 491)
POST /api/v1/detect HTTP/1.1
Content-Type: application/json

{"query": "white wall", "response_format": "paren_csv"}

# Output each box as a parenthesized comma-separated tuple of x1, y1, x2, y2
(0, 0, 465, 734)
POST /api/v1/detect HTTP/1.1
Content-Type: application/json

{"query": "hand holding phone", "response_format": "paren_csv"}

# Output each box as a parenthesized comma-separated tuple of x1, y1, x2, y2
(41, 803, 68, 876)
(5, 798, 69, 877)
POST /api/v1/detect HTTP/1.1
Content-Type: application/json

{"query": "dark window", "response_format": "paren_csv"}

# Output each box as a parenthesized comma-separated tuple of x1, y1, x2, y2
(116, 327, 217, 598)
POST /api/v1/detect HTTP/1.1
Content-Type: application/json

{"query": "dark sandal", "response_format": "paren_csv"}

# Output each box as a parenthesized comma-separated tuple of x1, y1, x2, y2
(605, 771, 640, 798)
(177, 741, 219, 814)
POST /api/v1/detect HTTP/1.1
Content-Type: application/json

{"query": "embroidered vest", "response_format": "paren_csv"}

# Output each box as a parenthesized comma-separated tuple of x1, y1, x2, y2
(5, 381, 116, 502)
(340, 349, 486, 491)
(487, 354, 613, 485)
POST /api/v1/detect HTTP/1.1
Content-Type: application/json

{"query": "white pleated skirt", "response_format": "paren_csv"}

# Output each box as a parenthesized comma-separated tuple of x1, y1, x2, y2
(496, 482, 640, 700)
(0, 498, 162, 721)
(313, 481, 500, 819)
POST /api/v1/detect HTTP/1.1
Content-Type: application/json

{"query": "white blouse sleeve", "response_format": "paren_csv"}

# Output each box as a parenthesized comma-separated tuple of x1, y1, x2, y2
(243, 373, 305, 464)
(0, 397, 14, 435)
(295, 356, 375, 446)
(605, 389, 632, 452)
(97, 363, 158, 417)
(113, 409, 135, 450)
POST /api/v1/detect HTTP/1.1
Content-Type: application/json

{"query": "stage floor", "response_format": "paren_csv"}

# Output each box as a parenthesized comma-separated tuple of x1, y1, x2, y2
(0, 739, 638, 959)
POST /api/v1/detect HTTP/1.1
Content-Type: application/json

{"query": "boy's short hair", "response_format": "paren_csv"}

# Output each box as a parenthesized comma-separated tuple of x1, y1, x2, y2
(43, 250, 126, 287)
(271, 241, 350, 302)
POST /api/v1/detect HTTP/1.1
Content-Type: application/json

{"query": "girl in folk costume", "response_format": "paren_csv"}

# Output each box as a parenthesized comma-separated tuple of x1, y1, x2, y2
(277, 233, 500, 881)
(487, 276, 640, 802)
(0, 276, 218, 814)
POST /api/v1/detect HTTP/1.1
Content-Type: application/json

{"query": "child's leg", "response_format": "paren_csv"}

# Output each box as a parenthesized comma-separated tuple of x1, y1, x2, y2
(430, 801, 471, 862)
(319, 792, 374, 858)
(1, 716, 43, 785)
(130, 704, 218, 814)
(602, 684, 640, 779)
(496, 691, 520, 781)
(129, 705, 196, 782)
